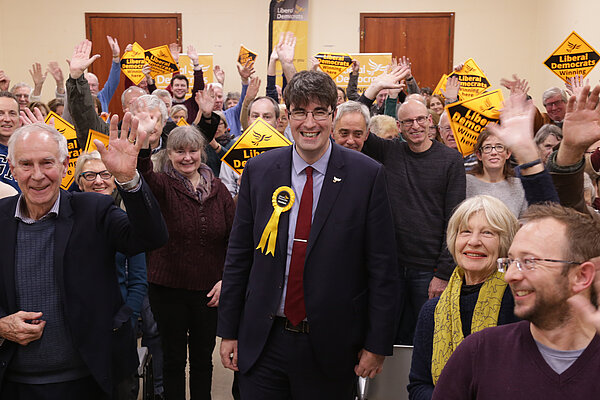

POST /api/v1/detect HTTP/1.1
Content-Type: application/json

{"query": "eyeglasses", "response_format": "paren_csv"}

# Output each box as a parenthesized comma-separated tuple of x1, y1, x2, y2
(496, 257, 582, 273)
(438, 125, 452, 133)
(80, 170, 113, 181)
(480, 144, 506, 154)
(544, 100, 565, 109)
(289, 109, 333, 121)
(400, 115, 428, 128)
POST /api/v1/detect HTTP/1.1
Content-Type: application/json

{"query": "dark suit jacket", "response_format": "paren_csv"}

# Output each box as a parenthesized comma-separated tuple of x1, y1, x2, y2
(217, 143, 399, 378)
(0, 180, 168, 394)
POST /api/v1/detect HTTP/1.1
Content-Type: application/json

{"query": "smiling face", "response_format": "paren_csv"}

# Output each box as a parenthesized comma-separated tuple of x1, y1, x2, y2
(477, 134, 511, 173)
(438, 112, 456, 150)
(454, 211, 501, 284)
(13, 87, 30, 108)
(248, 98, 277, 128)
(212, 86, 224, 111)
(289, 100, 332, 164)
(0, 97, 20, 146)
(504, 218, 573, 328)
(543, 94, 566, 123)
(77, 159, 116, 196)
(9, 130, 68, 220)
(171, 78, 189, 101)
(332, 111, 367, 152)
(398, 101, 432, 152)
(168, 146, 201, 178)
(85, 73, 100, 95)
(429, 97, 444, 115)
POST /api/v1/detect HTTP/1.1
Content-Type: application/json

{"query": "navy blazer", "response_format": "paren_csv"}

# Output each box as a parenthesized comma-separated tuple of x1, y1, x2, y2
(0, 180, 168, 394)
(218, 143, 399, 378)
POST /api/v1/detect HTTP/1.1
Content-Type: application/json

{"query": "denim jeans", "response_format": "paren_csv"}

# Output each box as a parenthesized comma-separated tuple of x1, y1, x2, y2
(394, 267, 434, 345)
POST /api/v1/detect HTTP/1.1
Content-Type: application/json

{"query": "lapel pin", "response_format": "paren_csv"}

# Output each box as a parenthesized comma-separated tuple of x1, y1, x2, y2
(333, 176, 341, 183)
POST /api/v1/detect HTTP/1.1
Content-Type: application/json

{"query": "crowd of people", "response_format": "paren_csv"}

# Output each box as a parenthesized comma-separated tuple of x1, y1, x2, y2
(1, 29, 600, 400)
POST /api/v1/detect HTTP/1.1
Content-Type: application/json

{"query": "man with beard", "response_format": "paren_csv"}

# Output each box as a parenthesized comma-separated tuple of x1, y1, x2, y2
(433, 85, 600, 399)
(432, 203, 600, 399)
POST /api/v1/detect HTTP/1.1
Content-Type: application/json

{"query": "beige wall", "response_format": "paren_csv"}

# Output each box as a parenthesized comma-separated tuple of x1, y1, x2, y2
(1, 0, 597, 110)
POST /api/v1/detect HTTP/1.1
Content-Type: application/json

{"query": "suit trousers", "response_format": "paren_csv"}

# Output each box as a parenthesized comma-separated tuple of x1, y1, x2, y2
(238, 318, 355, 400)
(149, 283, 217, 400)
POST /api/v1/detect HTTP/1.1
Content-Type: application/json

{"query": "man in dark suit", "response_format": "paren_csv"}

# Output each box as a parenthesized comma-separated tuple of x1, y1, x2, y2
(0, 117, 168, 399)
(218, 70, 399, 399)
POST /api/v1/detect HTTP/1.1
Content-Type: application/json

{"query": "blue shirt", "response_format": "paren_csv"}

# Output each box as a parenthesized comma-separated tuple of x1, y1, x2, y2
(277, 141, 332, 316)
(97, 61, 121, 113)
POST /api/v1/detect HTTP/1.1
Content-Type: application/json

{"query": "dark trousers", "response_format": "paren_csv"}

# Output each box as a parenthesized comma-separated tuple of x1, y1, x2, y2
(0, 376, 108, 400)
(140, 294, 164, 395)
(238, 318, 355, 400)
(394, 268, 434, 345)
(149, 284, 217, 400)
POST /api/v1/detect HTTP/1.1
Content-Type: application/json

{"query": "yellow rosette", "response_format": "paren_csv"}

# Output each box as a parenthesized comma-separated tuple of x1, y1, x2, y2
(257, 186, 295, 256)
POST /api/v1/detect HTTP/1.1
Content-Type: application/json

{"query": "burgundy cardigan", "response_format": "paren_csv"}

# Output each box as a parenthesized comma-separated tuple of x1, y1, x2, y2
(138, 154, 236, 290)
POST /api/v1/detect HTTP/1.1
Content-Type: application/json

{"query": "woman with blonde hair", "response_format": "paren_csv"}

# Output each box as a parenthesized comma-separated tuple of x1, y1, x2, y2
(408, 195, 520, 399)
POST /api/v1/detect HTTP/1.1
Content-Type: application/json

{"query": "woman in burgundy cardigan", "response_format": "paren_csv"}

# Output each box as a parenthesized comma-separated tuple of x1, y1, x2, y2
(138, 125, 235, 400)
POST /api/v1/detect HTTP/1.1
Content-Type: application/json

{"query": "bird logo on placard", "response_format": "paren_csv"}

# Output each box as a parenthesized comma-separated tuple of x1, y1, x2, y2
(566, 42, 581, 53)
(367, 60, 386, 76)
(252, 131, 272, 146)
(478, 98, 495, 113)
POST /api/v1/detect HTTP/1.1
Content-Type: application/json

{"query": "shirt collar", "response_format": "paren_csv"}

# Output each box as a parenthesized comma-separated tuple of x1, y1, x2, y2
(292, 141, 332, 176)
(15, 192, 61, 224)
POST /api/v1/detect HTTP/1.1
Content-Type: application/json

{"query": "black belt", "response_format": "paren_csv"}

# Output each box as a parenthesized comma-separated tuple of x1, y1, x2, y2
(276, 317, 310, 333)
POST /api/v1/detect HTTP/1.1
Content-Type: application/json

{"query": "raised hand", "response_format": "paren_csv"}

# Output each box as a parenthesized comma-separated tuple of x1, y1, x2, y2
(68, 39, 101, 79)
(237, 60, 255, 84)
(364, 63, 410, 101)
(557, 85, 600, 166)
(195, 86, 216, 118)
(0, 70, 10, 91)
(500, 74, 530, 97)
(30, 62, 47, 89)
(47, 61, 64, 84)
(275, 31, 297, 65)
(187, 45, 199, 67)
(95, 113, 147, 182)
(351, 59, 360, 75)
(213, 65, 225, 86)
(398, 56, 413, 79)
(309, 56, 320, 72)
(20, 108, 46, 126)
(486, 92, 539, 168)
(566, 74, 589, 98)
(107, 35, 120, 59)
(440, 76, 460, 102)
(169, 42, 181, 64)
(245, 76, 261, 102)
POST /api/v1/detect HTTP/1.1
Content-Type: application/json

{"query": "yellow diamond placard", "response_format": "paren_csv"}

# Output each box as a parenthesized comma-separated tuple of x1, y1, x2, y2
(446, 90, 504, 157)
(331, 53, 392, 95)
(44, 111, 81, 189)
(315, 52, 353, 80)
(447, 59, 490, 100)
(221, 118, 292, 175)
(84, 129, 109, 153)
(544, 31, 600, 83)
(238, 45, 258, 67)
(176, 118, 189, 126)
(120, 42, 146, 85)
(145, 45, 178, 78)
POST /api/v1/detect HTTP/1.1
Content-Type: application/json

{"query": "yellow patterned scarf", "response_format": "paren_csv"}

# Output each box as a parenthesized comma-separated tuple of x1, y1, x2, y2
(431, 267, 507, 384)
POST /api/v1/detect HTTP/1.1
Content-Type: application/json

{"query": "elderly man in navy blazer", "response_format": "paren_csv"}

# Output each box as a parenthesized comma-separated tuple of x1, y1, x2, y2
(218, 70, 399, 399)
(0, 117, 167, 399)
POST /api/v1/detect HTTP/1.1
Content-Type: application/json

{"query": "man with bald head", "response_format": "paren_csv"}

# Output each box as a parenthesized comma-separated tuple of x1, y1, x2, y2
(362, 99, 466, 344)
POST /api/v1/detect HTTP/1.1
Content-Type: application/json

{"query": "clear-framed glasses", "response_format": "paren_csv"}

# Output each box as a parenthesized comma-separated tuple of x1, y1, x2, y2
(80, 170, 113, 181)
(438, 125, 452, 133)
(480, 144, 506, 154)
(289, 109, 333, 121)
(400, 115, 428, 128)
(497, 257, 582, 273)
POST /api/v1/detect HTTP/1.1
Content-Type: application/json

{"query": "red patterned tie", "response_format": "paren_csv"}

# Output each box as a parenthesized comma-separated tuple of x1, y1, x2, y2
(284, 166, 313, 325)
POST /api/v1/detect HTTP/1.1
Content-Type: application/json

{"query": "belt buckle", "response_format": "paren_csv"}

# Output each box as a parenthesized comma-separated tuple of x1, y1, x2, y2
(284, 319, 309, 333)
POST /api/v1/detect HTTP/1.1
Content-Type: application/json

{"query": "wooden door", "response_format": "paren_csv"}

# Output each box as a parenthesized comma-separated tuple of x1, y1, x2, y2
(360, 13, 454, 90)
(85, 13, 182, 117)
